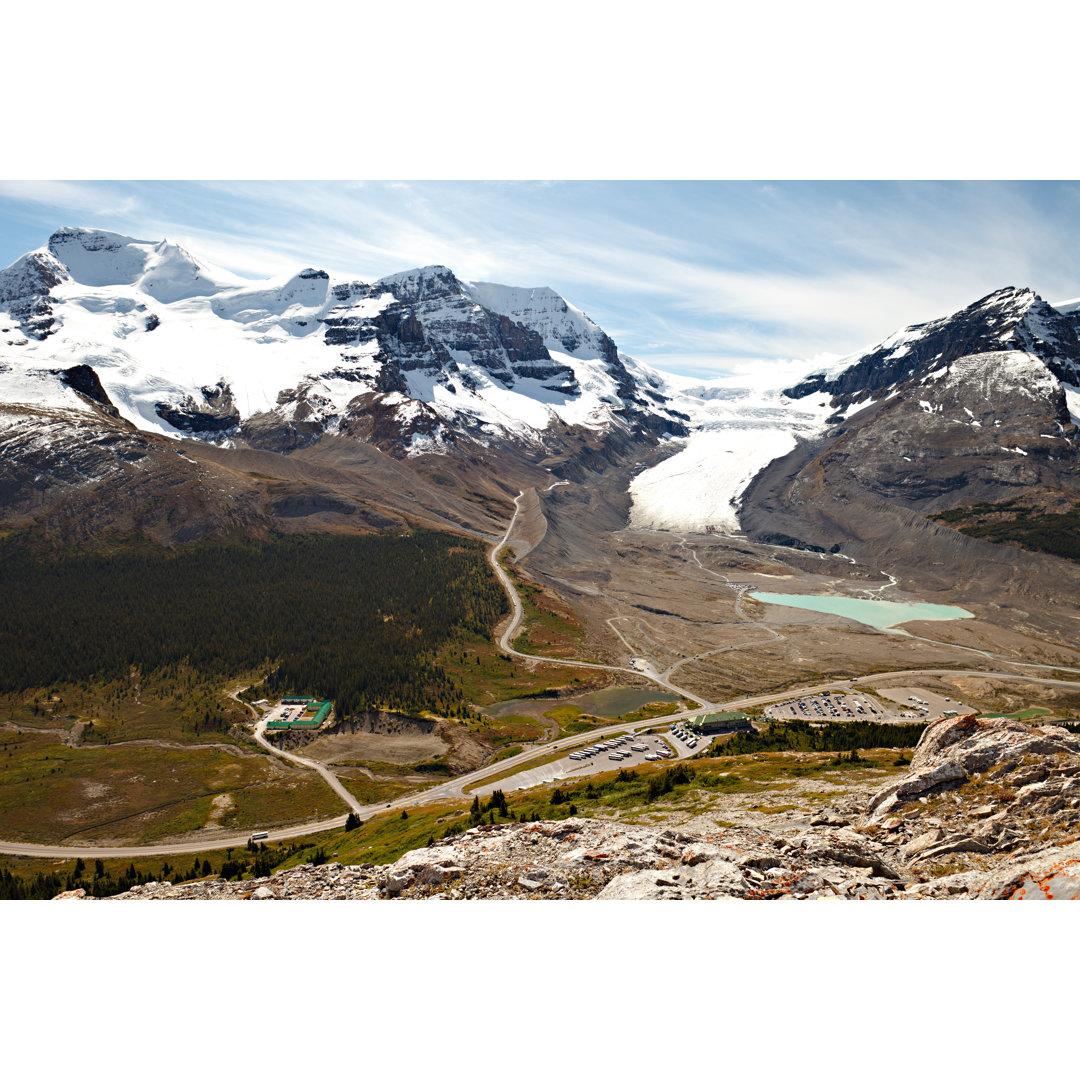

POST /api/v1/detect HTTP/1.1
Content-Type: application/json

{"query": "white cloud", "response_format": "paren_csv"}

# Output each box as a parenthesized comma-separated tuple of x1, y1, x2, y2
(0, 180, 144, 219)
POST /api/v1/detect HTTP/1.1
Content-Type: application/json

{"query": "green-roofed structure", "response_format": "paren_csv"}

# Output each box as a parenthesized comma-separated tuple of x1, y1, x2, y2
(685, 711, 753, 735)
(266, 699, 333, 730)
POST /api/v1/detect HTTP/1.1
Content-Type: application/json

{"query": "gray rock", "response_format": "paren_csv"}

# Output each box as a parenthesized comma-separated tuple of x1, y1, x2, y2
(868, 761, 968, 818)
(913, 714, 1080, 776)
(381, 869, 416, 897)
(972, 841, 1080, 899)
(903, 829, 945, 856)
(911, 835, 994, 862)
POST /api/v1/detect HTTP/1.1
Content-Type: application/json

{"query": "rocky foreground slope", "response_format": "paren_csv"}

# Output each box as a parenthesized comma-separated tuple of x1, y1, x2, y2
(57, 714, 1080, 900)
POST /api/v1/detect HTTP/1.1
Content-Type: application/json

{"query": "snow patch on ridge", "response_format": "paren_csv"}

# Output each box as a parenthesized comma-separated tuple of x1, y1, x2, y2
(949, 350, 1057, 400)
(0, 363, 94, 422)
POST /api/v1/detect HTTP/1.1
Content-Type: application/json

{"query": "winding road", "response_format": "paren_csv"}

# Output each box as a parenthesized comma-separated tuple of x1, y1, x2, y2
(250, 717, 366, 816)
(489, 487, 710, 706)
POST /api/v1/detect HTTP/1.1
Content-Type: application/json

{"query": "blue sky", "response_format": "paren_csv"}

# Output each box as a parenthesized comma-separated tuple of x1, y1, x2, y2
(3, 180, 1080, 381)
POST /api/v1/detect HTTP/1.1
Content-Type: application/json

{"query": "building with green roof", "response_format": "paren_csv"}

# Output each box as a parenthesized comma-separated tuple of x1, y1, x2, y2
(685, 711, 752, 735)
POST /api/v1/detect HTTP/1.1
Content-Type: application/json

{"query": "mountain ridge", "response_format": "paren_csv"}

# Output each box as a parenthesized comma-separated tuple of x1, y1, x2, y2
(4, 227, 1080, 549)
(0, 228, 690, 460)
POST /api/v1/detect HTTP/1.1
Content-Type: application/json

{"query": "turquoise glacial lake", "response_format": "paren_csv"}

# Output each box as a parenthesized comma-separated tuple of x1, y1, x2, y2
(751, 592, 974, 632)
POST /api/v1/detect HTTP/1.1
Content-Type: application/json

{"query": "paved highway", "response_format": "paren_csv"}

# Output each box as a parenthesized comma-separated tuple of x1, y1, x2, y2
(4, 666, 1080, 859)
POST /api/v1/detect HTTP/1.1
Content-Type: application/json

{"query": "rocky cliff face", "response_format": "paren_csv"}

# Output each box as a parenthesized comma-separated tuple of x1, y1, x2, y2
(811, 350, 1079, 509)
(58, 713, 1080, 901)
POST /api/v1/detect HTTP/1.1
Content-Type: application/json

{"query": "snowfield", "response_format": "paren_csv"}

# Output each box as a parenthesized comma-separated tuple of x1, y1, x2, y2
(629, 426, 798, 533)
(627, 376, 829, 533)
(0, 230, 685, 448)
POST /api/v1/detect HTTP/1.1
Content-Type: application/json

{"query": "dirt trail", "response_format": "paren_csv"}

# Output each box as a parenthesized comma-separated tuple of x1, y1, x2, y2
(0, 721, 255, 756)
(505, 485, 548, 557)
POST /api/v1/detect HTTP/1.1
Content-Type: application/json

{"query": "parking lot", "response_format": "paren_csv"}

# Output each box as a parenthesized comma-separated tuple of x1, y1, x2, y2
(468, 683, 979, 799)
(562, 730, 707, 771)
(764, 691, 885, 722)
(874, 686, 971, 720)
(471, 727, 713, 797)
(266, 702, 305, 723)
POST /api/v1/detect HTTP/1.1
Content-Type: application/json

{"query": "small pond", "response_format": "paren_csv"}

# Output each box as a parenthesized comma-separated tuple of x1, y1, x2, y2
(482, 686, 680, 719)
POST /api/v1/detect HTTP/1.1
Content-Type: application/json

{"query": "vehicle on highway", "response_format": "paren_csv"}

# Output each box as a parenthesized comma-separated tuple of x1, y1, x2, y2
(250, 831, 269, 842)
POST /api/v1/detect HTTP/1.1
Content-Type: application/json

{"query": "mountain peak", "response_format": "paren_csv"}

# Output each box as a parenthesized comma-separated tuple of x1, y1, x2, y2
(0, 228, 690, 455)
(377, 265, 461, 305)
(44, 225, 238, 303)
(786, 284, 1080, 405)
(48, 227, 153, 286)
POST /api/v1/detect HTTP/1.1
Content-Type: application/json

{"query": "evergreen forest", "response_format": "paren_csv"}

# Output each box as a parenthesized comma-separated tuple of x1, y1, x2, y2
(933, 498, 1080, 563)
(705, 719, 928, 756)
(0, 530, 506, 717)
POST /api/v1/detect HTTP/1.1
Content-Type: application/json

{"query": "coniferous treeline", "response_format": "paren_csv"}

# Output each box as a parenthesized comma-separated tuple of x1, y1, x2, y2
(0, 840, 308, 900)
(933, 499, 1080, 564)
(706, 719, 928, 756)
(0, 530, 506, 716)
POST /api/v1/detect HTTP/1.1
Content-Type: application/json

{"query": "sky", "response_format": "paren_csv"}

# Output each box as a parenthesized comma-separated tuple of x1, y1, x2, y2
(3, 180, 1080, 382)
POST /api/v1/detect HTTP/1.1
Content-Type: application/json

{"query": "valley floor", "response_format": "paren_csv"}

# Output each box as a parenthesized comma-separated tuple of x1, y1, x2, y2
(6, 479, 1080, 896)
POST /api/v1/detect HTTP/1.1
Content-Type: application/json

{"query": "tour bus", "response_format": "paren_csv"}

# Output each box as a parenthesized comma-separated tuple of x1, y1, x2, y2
(250, 831, 269, 842)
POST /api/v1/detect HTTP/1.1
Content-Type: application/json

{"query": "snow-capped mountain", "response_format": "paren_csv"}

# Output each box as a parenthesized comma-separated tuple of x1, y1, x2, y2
(0, 227, 689, 458)
(786, 286, 1080, 408)
(728, 287, 1080, 555)
(4, 228, 1080, 547)
(629, 286, 1080, 536)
